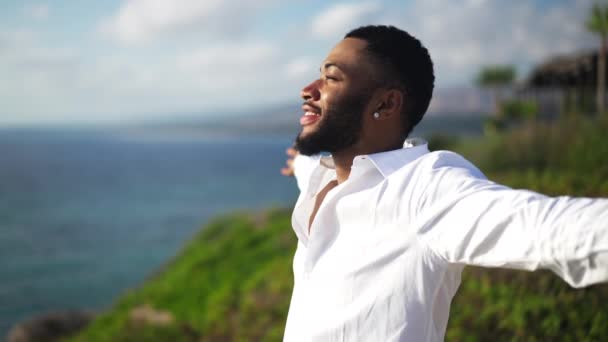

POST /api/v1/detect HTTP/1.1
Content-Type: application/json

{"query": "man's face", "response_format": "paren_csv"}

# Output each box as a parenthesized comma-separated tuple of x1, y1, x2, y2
(294, 38, 377, 156)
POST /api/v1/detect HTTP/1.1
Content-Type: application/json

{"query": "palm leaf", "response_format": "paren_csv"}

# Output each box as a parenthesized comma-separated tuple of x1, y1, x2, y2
(587, 3, 608, 36)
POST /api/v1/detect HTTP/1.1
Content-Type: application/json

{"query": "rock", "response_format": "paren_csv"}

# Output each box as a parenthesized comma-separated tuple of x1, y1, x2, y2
(7, 310, 96, 342)
(129, 304, 174, 327)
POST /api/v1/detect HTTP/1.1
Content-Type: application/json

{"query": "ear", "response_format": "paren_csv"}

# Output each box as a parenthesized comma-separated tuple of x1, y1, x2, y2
(374, 89, 403, 120)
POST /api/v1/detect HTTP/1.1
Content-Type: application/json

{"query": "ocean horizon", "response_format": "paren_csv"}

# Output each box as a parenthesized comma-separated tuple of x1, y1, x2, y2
(0, 128, 300, 336)
(0, 113, 485, 336)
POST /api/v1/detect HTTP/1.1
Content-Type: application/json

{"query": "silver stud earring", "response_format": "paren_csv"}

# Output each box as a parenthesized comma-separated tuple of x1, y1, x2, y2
(373, 112, 380, 119)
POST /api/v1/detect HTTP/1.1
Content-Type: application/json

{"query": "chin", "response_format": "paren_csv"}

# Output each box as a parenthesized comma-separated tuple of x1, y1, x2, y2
(294, 133, 322, 156)
(298, 127, 315, 139)
(298, 121, 323, 138)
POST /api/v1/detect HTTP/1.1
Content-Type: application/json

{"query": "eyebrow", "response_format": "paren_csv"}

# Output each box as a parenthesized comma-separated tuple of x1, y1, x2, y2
(319, 62, 342, 72)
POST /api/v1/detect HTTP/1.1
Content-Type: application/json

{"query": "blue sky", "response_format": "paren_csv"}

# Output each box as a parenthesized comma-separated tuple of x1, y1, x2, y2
(0, 0, 599, 125)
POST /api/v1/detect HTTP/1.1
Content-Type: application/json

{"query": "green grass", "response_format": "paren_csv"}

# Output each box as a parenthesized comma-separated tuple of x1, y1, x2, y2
(67, 209, 297, 342)
(441, 115, 608, 196)
(69, 116, 608, 341)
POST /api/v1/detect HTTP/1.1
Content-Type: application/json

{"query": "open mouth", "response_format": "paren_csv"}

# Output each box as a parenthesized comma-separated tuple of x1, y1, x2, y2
(300, 103, 321, 126)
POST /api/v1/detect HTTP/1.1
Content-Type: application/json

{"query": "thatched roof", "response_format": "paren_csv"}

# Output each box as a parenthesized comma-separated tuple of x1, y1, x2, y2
(527, 50, 604, 88)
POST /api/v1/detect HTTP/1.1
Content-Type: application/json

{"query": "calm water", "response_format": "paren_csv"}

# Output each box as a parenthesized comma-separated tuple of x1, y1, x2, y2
(0, 128, 299, 335)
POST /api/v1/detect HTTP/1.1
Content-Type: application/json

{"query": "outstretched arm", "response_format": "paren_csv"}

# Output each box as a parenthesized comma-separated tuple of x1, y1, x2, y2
(280, 147, 298, 177)
(417, 153, 608, 288)
(280, 147, 319, 192)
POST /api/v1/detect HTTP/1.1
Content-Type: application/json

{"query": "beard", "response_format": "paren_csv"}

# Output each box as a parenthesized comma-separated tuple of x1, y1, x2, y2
(295, 90, 371, 156)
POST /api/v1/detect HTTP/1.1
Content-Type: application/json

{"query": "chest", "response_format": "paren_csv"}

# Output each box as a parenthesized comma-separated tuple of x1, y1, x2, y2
(290, 208, 436, 338)
(293, 177, 421, 274)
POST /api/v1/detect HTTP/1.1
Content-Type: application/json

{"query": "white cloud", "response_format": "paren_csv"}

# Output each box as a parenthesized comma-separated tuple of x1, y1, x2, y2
(0, 29, 36, 50)
(311, 2, 381, 40)
(99, 0, 273, 44)
(394, 0, 597, 85)
(0, 0, 600, 125)
(0, 30, 86, 123)
(25, 4, 49, 20)
(0, 29, 77, 73)
(177, 42, 278, 71)
(284, 57, 316, 80)
(466, 0, 486, 8)
(0, 31, 298, 124)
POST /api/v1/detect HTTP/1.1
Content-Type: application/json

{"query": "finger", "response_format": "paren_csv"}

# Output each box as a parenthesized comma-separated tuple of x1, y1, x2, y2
(286, 147, 298, 157)
(280, 167, 295, 176)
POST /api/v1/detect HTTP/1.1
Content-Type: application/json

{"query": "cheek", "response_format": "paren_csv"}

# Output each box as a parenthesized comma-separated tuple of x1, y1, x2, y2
(320, 84, 345, 105)
(320, 91, 332, 109)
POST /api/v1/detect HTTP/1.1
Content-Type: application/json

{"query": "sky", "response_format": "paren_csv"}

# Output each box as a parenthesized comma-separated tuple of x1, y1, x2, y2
(0, 0, 600, 125)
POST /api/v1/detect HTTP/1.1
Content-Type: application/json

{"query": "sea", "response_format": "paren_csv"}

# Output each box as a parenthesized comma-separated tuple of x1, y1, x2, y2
(0, 128, 300, 336)
(0, 115, 485, 336)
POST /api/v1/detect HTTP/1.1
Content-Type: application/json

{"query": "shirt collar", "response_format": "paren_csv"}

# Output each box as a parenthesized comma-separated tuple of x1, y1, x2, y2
(367, 138, 429, 178)
(318, 138, 429, 178)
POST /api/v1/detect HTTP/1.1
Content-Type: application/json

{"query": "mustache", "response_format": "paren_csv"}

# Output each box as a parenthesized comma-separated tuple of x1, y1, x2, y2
(302, 101, 321, 112)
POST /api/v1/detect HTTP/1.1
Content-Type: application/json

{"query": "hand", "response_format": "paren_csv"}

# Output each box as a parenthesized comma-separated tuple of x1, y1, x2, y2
(280, 147, 299, 177)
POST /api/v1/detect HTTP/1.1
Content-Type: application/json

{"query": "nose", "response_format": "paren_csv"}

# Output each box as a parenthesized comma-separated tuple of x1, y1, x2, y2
(300, 79, 321, 101)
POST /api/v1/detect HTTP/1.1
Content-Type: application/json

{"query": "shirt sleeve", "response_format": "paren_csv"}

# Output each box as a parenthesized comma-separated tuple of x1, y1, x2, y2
(293, 154, 320, 192)
(417, 151, 608, 288)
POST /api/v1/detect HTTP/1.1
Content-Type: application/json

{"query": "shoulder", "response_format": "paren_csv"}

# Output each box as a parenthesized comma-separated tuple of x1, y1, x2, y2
(391, 150, 490, 214)
(414, 150, 486, 180)
(384, 149, 486, 186)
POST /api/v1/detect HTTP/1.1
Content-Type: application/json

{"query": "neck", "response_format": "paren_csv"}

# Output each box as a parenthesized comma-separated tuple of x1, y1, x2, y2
(331, 140, 402, 184)
(331, 150, 358, 184)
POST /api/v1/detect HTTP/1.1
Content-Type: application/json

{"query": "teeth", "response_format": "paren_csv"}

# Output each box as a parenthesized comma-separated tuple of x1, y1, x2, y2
(305, 111, 320, 116)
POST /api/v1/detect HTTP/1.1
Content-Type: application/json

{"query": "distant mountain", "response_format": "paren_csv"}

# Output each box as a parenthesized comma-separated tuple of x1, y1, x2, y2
(121, 87, 490, 138)
(412, 114, 485, 137)
(427, 87, 492, 116)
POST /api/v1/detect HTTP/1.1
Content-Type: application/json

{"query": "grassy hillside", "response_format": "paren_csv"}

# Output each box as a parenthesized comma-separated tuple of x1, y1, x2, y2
(66, 209, 296, 342)
(69, 116, 608, 341)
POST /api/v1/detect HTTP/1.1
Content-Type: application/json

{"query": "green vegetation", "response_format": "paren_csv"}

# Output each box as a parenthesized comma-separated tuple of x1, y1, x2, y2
(67, 209, 297, 342)
(70, 116, 608, 341)
(475, 64, 531, 134)
(475, 65, 516, 88)
(586, 2, 608, 114)
(475, 65, 516, 115)
(484, 99, 539, 134)
(442, 115, 608, 196)
(440, 116, 608, 341)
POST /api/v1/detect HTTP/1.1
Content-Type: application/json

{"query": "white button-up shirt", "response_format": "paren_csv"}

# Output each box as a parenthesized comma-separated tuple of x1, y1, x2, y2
(283, 138, 608, 341)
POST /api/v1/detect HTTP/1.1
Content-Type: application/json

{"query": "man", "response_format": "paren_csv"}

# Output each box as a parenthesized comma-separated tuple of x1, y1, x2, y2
(280, 25, 607, 341)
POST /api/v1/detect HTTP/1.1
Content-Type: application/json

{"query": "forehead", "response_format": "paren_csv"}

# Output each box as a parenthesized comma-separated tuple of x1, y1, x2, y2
(323, 38, 374, 75)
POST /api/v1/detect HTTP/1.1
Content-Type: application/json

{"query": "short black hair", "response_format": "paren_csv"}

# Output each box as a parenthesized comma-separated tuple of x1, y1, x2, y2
(345, 25, 434, 137)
